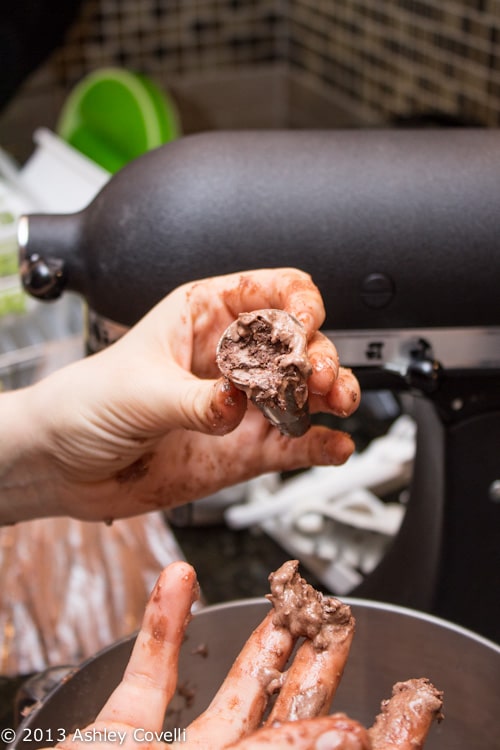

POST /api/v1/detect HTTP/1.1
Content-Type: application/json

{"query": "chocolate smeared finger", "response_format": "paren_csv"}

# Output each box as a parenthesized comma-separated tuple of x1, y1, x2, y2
(216, 309, 312, 437)
(369, 678, 444, 750)
(265, 560, 355, 724)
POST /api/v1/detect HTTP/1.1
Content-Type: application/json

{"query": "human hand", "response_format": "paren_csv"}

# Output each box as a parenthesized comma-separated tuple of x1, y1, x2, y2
(49, 560, 370, 750)
(3, 268, 360, 523)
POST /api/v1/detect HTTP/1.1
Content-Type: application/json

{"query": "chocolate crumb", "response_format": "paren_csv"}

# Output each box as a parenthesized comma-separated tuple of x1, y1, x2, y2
(191, 643, 209, 658)
(115, 452, 154, 483)
(178, 680, 196, 708)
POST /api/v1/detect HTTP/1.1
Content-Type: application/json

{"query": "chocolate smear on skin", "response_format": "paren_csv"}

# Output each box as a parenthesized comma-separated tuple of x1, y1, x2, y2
(115, 452, 154, 483)
(216, 309, 312, 437)
(369, 678, 444, 749)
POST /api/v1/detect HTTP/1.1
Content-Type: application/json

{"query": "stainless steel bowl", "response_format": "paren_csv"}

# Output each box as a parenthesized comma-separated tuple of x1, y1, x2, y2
(11, 598, 500, 750)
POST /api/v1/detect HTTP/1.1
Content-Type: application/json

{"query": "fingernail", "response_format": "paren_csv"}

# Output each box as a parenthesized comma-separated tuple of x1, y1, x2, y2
(218, 377, 241, 407)
(309, 354, 337, 395)
(211, 378, 246, 435)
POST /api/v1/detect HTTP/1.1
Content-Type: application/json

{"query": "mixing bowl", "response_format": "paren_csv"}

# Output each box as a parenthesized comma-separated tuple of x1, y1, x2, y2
(11, 598, 500, 749)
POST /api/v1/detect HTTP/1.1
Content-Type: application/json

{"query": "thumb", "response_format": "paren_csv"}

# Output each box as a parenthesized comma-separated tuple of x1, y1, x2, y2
(167, 375, 248, 435)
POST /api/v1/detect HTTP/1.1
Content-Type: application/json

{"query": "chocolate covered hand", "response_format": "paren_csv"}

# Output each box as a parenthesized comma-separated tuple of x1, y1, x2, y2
(49, 561, 370, 750)
(0, 268, 360, 523)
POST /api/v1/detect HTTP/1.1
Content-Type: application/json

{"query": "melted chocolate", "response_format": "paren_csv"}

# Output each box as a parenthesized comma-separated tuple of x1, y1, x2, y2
(216, 309, 312, 437)
(266, 560, 354, 651)
(369, 678, 444, 749)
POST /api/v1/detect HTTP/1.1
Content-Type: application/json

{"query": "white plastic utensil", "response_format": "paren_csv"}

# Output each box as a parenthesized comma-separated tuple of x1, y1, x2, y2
(224, 415, 415, 530)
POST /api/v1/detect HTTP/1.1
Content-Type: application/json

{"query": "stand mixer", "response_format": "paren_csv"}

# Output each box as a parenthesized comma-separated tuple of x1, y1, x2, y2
(18, 128, 500, 642)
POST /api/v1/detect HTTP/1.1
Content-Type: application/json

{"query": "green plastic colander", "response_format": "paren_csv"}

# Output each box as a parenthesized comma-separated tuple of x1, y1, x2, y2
(57, 68, 181, 173)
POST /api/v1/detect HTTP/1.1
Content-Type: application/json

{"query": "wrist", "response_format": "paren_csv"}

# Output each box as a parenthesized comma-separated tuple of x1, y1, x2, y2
(0, 385, 61, 524)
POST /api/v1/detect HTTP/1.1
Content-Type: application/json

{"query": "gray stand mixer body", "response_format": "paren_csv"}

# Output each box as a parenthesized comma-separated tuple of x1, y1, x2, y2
(19, 129, 500, 642)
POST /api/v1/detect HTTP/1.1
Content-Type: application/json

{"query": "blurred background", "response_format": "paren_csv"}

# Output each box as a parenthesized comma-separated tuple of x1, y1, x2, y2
(2, 0, 499, 163)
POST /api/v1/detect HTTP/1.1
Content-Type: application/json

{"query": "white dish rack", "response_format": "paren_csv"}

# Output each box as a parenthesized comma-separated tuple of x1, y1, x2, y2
(0, 297, 84, 391)
(0, 129, 110, 391)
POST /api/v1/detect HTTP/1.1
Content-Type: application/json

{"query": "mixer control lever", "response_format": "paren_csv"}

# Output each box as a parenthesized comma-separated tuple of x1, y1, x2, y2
(404, 355, 443, 393)
(384, 337, 443, 394)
